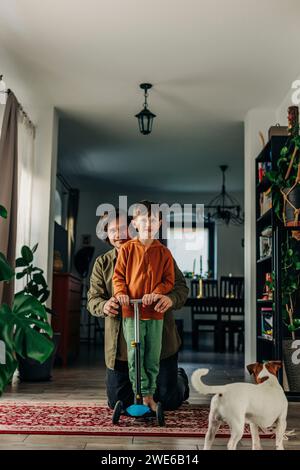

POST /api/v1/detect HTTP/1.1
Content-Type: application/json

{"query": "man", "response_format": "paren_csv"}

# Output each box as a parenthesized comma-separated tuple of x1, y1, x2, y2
(87, 208, 189, 410)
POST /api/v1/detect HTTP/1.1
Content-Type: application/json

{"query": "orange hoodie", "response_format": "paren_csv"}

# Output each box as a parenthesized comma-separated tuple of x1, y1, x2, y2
(112, 238, 175, 319)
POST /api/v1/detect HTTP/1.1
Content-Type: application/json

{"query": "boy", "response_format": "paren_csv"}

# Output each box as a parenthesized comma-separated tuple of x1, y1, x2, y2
(112, 201, 175, 412)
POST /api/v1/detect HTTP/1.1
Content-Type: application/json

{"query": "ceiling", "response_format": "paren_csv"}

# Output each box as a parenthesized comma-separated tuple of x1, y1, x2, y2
(1, 0, 300, 193)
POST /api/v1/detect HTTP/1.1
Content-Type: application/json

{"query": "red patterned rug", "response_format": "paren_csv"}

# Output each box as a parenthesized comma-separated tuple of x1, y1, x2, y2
(0, 401, 274, 438)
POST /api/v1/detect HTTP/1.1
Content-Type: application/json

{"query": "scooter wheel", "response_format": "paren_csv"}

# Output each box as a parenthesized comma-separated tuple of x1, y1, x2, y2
(112, 400, 123, 424)
(156, 402, 165, 427)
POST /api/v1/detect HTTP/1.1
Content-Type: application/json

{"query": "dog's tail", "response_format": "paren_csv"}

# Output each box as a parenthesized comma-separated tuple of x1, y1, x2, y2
(191, 368, 226, 395)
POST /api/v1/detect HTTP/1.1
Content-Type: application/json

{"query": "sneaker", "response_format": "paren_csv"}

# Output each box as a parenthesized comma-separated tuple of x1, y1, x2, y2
(178, 367, 190, 401)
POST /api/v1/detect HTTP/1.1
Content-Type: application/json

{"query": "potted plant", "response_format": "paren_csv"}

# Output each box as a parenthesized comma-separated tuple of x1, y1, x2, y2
(0, 205, 54, 394)
(266, 106, 300, 227)
(15, 244, 60, 381)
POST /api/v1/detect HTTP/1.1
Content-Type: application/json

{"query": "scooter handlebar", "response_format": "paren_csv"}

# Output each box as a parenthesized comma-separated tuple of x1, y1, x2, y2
(130, 299, 143, 304)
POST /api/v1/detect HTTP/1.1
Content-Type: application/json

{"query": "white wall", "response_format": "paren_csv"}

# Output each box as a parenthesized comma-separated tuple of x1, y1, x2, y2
(0, 47, 57, 304)
(244, 109, 277, 366)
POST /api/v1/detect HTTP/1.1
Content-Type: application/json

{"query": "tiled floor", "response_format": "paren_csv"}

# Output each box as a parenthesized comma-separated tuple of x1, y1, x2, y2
(1, 340, 299, 450)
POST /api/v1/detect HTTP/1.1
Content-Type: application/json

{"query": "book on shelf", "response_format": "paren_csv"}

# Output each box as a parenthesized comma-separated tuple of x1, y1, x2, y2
(257, 162, 272, 183)
(258, 272, 273, 301)
(259, 188, 272, 216)
(260, 307, 273, 340)
(259, 235, 272, 259)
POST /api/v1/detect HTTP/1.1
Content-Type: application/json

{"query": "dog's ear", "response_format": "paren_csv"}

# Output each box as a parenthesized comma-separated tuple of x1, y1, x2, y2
(246, 362, 259, 375)
(266, 361, 282, 376)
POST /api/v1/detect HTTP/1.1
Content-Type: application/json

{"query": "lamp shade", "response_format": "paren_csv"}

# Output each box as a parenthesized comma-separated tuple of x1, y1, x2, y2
(135, 107, 156, 135)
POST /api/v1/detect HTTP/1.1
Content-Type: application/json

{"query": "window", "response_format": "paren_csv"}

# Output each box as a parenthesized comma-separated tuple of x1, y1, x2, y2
(167, 223, 215, 277)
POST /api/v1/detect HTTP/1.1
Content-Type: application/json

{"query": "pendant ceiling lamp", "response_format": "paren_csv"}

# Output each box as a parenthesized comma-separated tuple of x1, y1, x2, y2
(135, 83, 156, 135)
(206, 165, 244, 226)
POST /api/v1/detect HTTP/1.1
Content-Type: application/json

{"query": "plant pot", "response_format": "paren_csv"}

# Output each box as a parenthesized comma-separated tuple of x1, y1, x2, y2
(282, 339, 300, 392)
(283, 186, 300, 227)
(17, 332, 61, 382)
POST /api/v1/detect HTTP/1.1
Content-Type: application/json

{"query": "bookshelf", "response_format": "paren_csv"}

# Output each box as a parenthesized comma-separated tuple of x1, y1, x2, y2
(255, 136, 300, 400)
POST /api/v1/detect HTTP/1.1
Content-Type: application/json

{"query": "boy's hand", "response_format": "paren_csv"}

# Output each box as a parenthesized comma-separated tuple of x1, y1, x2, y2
(116, 294, 130, 306)
(142, 293, 156, 306)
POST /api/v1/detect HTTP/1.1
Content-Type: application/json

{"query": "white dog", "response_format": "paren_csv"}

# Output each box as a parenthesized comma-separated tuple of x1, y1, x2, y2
(191, 361, 288, 450)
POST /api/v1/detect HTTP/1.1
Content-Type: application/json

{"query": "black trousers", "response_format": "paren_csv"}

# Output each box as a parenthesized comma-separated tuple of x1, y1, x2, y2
(106, 352, 188, 411)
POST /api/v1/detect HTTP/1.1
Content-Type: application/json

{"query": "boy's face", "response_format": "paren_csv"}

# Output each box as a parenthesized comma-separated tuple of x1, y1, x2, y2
(133, 213, 161, 239)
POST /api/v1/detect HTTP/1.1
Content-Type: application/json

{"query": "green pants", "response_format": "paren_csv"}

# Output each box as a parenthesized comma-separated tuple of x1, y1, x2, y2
(123, 318, 163, 396)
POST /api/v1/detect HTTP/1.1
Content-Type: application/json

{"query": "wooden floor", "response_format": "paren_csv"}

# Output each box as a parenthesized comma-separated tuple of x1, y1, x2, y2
(1, 343, 300, 450)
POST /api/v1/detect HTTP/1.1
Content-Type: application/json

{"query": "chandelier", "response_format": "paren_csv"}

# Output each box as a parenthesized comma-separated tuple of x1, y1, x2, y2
(205, 165, 244, 226)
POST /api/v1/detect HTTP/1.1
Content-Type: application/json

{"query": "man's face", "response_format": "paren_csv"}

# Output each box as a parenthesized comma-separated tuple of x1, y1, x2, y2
(133, 213, 161, 240)
(107, 216, 129, 250)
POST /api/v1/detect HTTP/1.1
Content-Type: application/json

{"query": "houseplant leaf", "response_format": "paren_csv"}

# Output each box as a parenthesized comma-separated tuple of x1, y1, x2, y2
(0, 253, 14, 282)
(15, 257, 28, 268)
(21, 246, 33, 264)
(0, 304, 17, 395)
(31, 243, 38, 254)
(16, 317, 53, 337)
(32, 272, 47, 287)
(22, 327, 54, 363)
(0, 205, 7, 219)
(12, 294, 54, 363)
(13, 292, 48, 320)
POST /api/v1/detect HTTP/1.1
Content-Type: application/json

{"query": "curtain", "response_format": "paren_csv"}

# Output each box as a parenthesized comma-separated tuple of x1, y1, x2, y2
(15, 113, 35, 292)
(0, 92, 19, 307)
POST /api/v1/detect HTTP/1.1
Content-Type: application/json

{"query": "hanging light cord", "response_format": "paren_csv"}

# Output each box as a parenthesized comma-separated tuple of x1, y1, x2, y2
(143, 89, 148, 109)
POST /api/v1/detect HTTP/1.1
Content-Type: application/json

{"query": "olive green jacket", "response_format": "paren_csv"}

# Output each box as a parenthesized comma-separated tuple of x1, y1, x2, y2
(87, 247, 188, 369)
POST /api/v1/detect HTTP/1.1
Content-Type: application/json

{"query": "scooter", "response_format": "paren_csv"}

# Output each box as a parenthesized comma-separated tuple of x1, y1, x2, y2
(112, 299, 165, 426)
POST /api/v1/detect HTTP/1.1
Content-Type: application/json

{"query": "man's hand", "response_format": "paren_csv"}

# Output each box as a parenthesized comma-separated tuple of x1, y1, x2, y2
(103, 296, 120, 317)
(142, 293, 156, 306)
(116, 294, 130, 306)
(153, 294, 173, 313)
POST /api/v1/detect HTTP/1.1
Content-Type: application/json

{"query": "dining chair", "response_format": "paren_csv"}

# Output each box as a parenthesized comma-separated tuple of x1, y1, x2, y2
(190, 279, 220, 351)
(219, 276, 244, 352)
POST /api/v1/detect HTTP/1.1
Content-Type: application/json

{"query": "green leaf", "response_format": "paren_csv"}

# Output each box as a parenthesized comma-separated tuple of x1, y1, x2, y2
(10, 293, 53, 364)
(0, 205, 7, 219)
(15, 257, 28, 268)
(0, 304, 15, 339)
(21, 246, 33, 264)
(13, 327, 26, 358)
(280, 146, 289, 157)
(32, 273, 47, 288)
(16, 271, 27, 280)
(31, 243, 38, 254)
(26, 282, 39, 298)
(12, 293, 48, 320)
(31, 267, 43, 273)
(0, 253, 14, 282)
(38, 289, 50, 304)
(15, 317, 53, 337)
(0, 304, 17, 394)
(23, 328, 54, 363)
